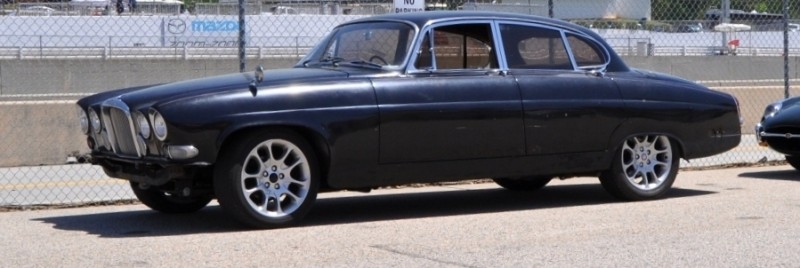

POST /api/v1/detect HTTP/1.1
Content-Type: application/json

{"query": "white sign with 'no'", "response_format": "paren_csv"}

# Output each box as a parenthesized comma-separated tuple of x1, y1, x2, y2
(394, 0, 424, 13)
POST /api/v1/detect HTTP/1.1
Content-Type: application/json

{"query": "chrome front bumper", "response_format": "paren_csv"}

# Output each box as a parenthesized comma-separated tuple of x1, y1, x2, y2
(755, 122, 800, 147)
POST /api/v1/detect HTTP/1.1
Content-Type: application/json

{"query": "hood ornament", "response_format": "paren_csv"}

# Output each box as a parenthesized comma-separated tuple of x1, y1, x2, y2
(249, 65, 265, 97)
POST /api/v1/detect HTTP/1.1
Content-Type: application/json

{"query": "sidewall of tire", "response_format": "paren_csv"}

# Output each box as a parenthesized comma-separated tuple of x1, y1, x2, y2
(600, 137, 679, 201)
(214, 129, 320, 228)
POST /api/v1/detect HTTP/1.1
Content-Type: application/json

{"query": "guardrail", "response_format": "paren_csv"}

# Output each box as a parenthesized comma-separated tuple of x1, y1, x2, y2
(2, 45, 798, 60)
(0, 46, 309, 60)
(614, 46, 800, 57)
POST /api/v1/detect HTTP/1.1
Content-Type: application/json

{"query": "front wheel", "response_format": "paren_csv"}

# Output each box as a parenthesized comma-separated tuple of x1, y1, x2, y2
(130, 181, 212, 213)
(214, 129, 320, 228)
(599, 135, 679, 201)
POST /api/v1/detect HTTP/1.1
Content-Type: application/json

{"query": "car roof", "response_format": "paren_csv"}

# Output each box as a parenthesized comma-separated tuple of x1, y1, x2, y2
(349, 11, 582, 32)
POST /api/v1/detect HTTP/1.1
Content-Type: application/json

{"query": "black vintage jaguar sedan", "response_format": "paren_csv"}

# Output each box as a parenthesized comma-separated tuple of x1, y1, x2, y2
(76, 11, 741, 228)
(756, 97, 800, 169)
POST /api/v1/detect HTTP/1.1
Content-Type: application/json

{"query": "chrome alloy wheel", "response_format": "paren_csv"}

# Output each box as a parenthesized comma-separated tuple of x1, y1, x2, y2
(619, 135, 673, 190)
(240, 139, 311, 218)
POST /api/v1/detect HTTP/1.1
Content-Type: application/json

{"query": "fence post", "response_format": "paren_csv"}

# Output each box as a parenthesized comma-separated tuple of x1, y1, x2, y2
(721, 0, 730, 49)
(784, 0, 790, 99)
(238, 0, 246, 72)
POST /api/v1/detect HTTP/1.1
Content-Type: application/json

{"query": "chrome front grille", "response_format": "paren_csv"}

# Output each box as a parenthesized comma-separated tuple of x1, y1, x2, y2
(101, 98, 143, 157)
(109, 108, 138, 155)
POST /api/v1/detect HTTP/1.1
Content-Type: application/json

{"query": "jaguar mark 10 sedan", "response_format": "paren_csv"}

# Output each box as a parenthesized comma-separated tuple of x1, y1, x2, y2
(76, 11, 742, 228)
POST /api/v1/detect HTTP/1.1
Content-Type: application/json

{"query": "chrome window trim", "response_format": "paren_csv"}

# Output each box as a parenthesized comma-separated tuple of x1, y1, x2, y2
(490, 20, 508, 70)
(303, 19, 419, 72)
(563, 32, 612, 71)
(560, 30, 579, 71)
(494, 20, 611, 73)
(406, 19, 500, 74)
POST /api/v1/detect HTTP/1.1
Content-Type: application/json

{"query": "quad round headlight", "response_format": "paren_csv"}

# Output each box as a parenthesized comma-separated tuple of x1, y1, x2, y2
(77, 106, 89, 134)
(135, 112, 151, 139)
(150, 110, 168, 141)
(88, 109, 101, 134)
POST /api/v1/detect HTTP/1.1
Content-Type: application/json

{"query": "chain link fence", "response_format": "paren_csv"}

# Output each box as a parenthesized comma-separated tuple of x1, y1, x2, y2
(0, 0, 797, 206)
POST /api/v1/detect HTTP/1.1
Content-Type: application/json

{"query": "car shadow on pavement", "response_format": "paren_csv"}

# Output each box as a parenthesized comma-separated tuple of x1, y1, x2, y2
(738, 169, 799, 182)
(33, 183, 712, 237)
(305, 184, 709, 226)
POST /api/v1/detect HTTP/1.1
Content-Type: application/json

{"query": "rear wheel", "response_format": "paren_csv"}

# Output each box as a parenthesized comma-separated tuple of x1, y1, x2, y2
(599, 135, 679, 200)
(214, 129, 319, 228)
(493, 177, 552, 191)
(130, 181, 212, 213)
(786, 155, 800, 170)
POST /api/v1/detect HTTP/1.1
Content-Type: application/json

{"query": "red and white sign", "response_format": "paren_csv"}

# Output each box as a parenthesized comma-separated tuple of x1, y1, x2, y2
(394, 0, 424, 13)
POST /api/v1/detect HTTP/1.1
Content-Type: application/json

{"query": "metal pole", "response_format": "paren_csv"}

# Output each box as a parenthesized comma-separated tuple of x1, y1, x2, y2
(238, 0, 246, 72)
(548, 0, 553, 18)
(784, 0, 790, 98)
(721, 0, 730, 49)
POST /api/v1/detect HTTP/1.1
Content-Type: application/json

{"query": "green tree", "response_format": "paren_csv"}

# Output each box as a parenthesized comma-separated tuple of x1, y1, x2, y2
(652, 0, 715, 21)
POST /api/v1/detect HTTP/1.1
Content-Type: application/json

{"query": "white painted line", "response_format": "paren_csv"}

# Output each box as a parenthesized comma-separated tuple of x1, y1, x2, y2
(0, 179, 125, 190)
(0, 93, 93, 98)
(709, 86, 799, 90)
(696, 78, 800, 84)
(0, 100, 77, 105)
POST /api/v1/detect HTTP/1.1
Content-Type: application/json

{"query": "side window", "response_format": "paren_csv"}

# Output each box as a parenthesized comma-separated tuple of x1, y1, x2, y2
(415, 33, 432, 69)
(566, 34, 606, 68)
(336, 28, 406, 65)
(414, 23, 498, 70)
(499, 24, 571, 70)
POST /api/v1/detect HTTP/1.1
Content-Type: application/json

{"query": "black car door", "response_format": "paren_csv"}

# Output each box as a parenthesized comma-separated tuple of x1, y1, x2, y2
(372, 22, 525, 164)
(498, 22, 624, 155)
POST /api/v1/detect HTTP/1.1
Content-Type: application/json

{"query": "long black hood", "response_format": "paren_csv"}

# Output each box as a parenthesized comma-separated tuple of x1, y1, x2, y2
(109, 68, 350, 108)
(628, 68, 698, 86)
(763, 96, 800, 127)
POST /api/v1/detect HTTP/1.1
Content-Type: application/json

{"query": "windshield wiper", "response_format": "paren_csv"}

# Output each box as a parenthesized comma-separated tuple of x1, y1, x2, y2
(340, 60, 383, 69)
(320, 56, 346, 67)
(303, 56, 346, 67)
(305, 57, 383, 69)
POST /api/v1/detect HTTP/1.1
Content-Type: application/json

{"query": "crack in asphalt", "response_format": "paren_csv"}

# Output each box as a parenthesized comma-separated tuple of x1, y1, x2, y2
(370, 244, 479, 268)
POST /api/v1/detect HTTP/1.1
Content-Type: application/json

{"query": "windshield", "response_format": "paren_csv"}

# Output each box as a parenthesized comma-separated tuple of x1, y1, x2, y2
(299, 22, 416, 69)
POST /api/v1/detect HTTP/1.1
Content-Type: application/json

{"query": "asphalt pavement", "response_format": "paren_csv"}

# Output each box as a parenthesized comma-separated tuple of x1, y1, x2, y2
(0, 164, 798, 267)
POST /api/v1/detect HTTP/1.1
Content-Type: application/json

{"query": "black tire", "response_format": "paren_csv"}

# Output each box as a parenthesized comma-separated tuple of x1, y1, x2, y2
(786, 155, 800, 171)
(129, 181, 212, 213)
(214, 129, 320, 228)
(599, 135, 679, 201)
(493, 177, 552, 191)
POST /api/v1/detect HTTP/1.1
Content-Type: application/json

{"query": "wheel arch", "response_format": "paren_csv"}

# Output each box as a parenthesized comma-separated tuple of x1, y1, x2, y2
(606, 125, 688, 163)
(215, 124, 332, 188)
